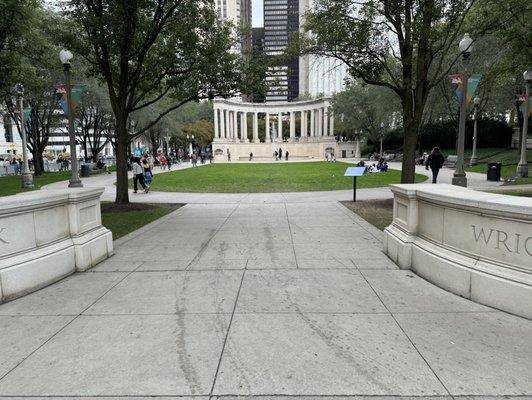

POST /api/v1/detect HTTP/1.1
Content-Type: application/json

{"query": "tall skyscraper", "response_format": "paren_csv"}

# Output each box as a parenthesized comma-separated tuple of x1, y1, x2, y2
(263, 0, 300, 102)
(216, 0, 252, 54)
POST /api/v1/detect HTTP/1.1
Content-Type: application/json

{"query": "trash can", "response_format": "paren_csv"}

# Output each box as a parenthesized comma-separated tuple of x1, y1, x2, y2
(487, 162, 502, 181)
(81, 164, 91, 178)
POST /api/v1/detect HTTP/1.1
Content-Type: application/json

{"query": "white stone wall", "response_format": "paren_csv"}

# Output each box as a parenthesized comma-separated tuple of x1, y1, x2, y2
(384, 184, 532, 319)
(0, 188, 113, 302)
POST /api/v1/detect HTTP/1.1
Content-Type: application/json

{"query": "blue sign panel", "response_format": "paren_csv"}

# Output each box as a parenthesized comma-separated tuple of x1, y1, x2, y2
(344, 167, 365, 177)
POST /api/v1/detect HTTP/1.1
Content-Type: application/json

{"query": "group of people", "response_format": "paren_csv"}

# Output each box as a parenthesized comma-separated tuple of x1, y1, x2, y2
(356, 159, 389, 173)
(0, 158, 21, 175)
(325, 152, 336, 162)
(273, 148, 289, 161)
(131, 153, 155, 194)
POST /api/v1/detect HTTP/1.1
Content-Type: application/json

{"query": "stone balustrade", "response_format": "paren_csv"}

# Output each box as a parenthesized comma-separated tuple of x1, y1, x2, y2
(384, 184, 532, 319)
(0, 188, 113, 302)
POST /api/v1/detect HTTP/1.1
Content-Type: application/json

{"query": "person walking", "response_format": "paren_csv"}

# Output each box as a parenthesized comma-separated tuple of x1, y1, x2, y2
(426, 147, 445, 183)
(227, 149, 231, 162)
(132, 158, 146, 193)
(285, 151, 289, 161)
(278, 148, 283, 160)
(142, 158, 152, 193)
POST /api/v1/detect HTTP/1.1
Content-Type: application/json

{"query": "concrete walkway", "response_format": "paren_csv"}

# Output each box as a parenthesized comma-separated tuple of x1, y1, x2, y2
(42, 161, 502, 204)
(0, 200, 530, 397)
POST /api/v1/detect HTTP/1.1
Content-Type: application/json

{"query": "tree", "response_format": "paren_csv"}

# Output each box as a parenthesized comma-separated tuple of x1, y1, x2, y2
(64, 0, 264, 204)
(302, 0, 487, 183)
(333, 83, 400, 147)
(182, 120, 214, 148)
(0, 0, 38, 94)
(77, 84, 113, 162)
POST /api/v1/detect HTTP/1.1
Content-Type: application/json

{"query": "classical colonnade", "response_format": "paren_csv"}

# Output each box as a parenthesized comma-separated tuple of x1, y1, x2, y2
(212, 98, 335, 143)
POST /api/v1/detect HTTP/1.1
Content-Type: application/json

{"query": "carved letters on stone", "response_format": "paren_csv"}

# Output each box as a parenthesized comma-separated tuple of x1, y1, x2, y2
(0, 228, 9, 244)
(472, 225, 532, 256)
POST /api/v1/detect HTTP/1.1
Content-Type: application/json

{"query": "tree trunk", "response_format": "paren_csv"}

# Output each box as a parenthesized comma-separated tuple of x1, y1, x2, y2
(33, 149, 44, 176)
(401, 116, 418, 183)
(114, 114, 130, 204)
(83, 138, 89, 163)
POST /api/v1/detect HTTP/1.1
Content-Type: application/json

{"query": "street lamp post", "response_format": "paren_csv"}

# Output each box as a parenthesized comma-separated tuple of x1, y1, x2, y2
(516, 70, 531, 178)
(60, 49, 82, 188)
(452, 33, 473, 187)
(470, 95, 481, 166)
(15, 84, 34, 188)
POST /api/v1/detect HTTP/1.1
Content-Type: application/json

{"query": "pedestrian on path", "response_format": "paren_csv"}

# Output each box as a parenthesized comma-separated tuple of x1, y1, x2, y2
(285, 151, 289, 161)
(426, 147, 445, 183)
(132, 158, 146, 193)
(142, 158, 152, 193)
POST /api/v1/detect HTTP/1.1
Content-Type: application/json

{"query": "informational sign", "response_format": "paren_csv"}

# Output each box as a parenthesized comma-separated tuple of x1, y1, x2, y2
(344, 166, 365, 202)
(344, 167, 365, 177)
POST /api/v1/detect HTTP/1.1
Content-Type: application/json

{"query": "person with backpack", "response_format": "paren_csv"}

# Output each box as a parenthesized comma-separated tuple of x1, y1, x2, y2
(426, 147, 445, 183)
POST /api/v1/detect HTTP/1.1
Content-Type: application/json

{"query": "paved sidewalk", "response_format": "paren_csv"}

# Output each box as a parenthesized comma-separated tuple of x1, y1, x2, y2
(0, 201, 530, 397)
(42, 161, 501, 204)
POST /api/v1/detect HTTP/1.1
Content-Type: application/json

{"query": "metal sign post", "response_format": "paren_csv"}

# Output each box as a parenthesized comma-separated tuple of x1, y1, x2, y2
(344, 167, 365, 202)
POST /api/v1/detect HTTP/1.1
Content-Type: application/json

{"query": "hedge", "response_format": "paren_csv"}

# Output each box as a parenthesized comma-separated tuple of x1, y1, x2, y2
(368, 118, 513, 151)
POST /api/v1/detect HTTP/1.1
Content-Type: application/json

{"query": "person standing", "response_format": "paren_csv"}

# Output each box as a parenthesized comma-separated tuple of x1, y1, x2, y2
(227, 149, 231, 162)
(278, 148, 283, 160)
(426, 147, 445, 183)
(285, 151, 289, 161)
(142, 158, 152, 193)
(132, 158, 146, 193)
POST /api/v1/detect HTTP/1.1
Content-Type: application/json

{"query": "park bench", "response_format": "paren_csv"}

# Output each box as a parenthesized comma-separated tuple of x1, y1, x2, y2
(445, 155, 458, 168)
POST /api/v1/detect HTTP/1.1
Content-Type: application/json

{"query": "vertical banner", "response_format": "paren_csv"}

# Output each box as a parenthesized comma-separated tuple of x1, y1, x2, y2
(518, 94, 532, 117)
(448, 73, 482, 105)
(467, 74, 482, 104)
(55, 83, 85, 116)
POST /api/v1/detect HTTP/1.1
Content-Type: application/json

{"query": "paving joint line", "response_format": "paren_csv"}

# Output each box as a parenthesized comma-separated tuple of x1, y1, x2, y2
(357, 270, 453, 397)
(209, 263, 247, 398)
(284, 203, 299, 269)
(0, 261, 144, 384)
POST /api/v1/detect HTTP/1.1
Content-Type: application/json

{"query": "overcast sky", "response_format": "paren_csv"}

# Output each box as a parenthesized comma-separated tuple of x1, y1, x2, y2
(252, 0, 263, 27)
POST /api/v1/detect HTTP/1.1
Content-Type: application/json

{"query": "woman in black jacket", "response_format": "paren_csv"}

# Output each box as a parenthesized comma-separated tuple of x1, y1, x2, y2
(426, 147, 445, 183)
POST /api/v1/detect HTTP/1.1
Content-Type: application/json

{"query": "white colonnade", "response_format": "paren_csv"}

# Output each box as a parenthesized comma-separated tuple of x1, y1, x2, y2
(212, 98, 335, 143)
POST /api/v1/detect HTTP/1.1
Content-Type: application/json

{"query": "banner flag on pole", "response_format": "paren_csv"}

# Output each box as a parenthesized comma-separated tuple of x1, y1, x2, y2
(23, 107, 32, 122)
(55, 83, 85, 116)
(518, 95, 532, 117)
(467, 74, 482, 104)
(448, 73, 482, 105)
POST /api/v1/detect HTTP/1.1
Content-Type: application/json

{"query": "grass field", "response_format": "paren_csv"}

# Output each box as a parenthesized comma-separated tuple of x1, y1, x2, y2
(101, 203, 182, 240)
(463, 148, 532, 184)
(0, 171, 71, 197)
(144, 162, 427, 193)
(342, 199, 394, 231)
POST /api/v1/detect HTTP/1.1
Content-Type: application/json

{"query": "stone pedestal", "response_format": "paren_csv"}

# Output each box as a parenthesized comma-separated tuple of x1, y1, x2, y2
(0, 188, 113, 302)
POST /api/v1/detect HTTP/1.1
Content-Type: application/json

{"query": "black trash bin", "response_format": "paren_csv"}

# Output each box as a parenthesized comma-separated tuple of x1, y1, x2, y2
(487, 162, 502, 181)
(81, 163, 91, 178)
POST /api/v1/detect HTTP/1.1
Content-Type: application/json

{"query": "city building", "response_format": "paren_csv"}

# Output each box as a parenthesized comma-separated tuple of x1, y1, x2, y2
(216, 0, 252, 54)
(0, 116, 23, 158)
(263, 0, 300, 102)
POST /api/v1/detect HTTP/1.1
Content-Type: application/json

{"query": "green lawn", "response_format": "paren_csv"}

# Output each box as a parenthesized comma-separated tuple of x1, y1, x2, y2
(0, 171, 71, 197)
(101, 203, 182, 240)
(144, 162, 427, 193)
(463, 148, 532, 185)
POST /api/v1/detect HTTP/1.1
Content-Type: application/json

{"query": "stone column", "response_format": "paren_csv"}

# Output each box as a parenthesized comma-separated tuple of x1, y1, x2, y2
(318, 108, 323, 137)
(225, 109, 230, 139)
(329, 112, 334, 135)
(301, 111, 307, 140)
(265, 113, 270, 143)
(310, 109, 315, 139)
(355, 138, 361, 158)
(214, 108, 219, 139)
(220, 109, 226, 139)
(253, 112, 259, 143)
(243, 112, 248, 142)
(277, 112, 283, 143)
(233, 111, 238, 142)
(289, 111, 296, 141)
(323, 108, 329, 136)
(240, 112, 246, 142)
